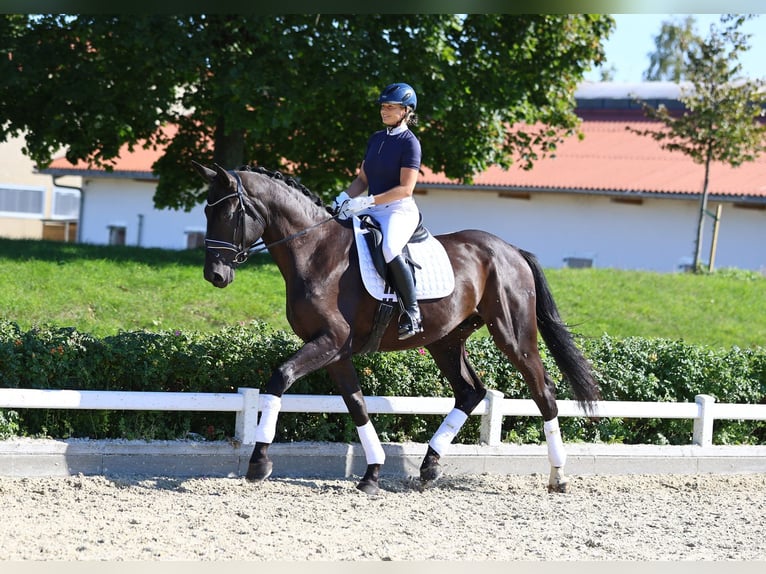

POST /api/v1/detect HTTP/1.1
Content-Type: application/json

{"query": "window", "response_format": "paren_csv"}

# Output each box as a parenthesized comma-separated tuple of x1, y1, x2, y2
(186, 231, 205, 249)
(0, 185, 44, 217)
(185, 227, 206, 249)
(108, 224, 126, 246)
(563, 253, 596, 268)
(52, 187, 80, 219)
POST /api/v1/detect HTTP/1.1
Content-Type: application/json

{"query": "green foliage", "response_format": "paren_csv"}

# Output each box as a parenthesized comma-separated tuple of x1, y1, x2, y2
(643, 15, 703, 82)
(2, 238, 764, 349)
(0, 409, 20, 439)
(1, 14, 614, 209)
(628, 14, 766, 270)
(1, 320, 763, 446)
(0, 238, 288, 336)
(1, 238, 764, 446)
(578, 336, 766, 445)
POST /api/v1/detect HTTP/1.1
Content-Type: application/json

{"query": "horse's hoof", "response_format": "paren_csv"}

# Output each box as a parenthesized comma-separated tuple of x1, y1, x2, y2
(547, 466, 570, 493)
(548, 478, 569, 494)
(420, 462, 443, 483)
(547, 480, 570, 493)
(246, 460, 273, 482)
(356, 479, 380, 495)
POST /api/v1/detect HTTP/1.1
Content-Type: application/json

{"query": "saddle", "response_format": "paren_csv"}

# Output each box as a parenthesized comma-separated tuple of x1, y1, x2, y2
(351, 213, 455, 354)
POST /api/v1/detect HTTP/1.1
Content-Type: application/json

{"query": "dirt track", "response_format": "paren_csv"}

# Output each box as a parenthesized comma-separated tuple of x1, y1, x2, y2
(0, 472, 764, 561)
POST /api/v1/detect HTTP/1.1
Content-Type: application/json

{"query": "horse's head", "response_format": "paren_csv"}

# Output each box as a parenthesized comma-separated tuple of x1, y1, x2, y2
(192, 161, 265, 288)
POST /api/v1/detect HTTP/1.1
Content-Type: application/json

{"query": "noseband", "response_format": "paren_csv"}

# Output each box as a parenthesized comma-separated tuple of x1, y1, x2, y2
(204, 171, 266, 265)
(205, 170, 340, 266)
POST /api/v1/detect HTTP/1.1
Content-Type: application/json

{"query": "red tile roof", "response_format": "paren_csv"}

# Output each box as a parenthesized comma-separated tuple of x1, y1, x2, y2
(45, 110, 766, 200)
(420, 109, 766, 200)
(46, 125, 178, 178)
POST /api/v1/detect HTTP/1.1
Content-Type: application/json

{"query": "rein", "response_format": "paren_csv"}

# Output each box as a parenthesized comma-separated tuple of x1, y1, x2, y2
(205, 171, 340, 265)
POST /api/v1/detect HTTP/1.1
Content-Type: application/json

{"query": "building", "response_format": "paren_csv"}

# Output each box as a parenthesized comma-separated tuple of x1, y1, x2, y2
(41, 130, 206, 251)
(416, 82, 765, 272)
(38, 82, 766, 272)
(0, 134, 81, 242)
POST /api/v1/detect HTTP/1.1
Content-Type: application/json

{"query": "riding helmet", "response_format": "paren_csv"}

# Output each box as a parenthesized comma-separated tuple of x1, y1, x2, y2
(377, 83, 417, 110)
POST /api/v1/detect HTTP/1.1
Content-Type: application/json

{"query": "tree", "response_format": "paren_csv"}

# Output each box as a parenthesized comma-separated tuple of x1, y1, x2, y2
(628, 14, 766, 271)
(598, 65, 617, 82)
(643, 16, 703, 82)
(1, 14, 613, 210)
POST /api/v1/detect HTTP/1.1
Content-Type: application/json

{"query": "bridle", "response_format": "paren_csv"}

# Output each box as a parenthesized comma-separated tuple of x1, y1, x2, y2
(204, 170, 340, 266)
(204, 171, 267, 265)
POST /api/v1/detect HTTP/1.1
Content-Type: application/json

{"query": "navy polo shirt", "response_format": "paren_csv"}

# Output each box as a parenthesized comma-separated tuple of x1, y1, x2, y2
(363, 126, 422, 197)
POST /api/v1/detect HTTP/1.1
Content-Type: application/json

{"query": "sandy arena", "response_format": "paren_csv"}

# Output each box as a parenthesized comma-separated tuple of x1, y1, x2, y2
(0, 472, 764, 561)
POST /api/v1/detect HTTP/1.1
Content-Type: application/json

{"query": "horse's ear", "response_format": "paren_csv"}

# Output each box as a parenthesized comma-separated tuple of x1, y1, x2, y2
(210, 163, 238, 191)
(191, 160, 217, 182)
(212, 163, 230, 181)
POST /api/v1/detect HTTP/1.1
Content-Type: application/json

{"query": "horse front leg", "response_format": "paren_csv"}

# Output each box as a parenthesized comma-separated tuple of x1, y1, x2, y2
(327, 360, 384, 495)
(421, 341, 487, 483)
(246, 335, 340, 482)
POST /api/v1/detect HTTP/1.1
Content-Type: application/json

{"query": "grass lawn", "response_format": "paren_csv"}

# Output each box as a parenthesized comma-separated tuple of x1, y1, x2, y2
(1, 238, 764, 349)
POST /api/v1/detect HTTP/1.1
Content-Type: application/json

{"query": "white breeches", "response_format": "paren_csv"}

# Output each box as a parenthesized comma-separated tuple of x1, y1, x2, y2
(363, 197, 420, 263)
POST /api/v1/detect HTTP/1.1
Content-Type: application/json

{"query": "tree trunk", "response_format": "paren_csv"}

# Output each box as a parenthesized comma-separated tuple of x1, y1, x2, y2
(212, 115, 245, 170)
(692, 152, 713, 272)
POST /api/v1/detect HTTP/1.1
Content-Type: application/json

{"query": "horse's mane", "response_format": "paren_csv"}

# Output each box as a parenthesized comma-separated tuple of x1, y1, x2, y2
(238, 165, 328, 210)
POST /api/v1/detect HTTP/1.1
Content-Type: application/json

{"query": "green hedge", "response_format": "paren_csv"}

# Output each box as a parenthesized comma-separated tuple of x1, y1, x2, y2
(1, 320, 764, 445)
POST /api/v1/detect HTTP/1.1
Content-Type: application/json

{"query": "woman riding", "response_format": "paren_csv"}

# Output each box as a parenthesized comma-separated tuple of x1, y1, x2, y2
(334, 82, 424, 340)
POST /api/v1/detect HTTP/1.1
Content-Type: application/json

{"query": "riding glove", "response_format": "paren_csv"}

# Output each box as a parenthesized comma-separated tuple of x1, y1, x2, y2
(332, 191, 350, 214)
(338, 195, 375, 220)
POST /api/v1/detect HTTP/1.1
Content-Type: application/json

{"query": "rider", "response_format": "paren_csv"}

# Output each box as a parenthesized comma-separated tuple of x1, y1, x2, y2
(334, 82, 424, 340)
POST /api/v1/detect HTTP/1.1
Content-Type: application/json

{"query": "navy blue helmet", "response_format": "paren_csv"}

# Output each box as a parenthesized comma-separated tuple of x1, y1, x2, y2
(377, 82, 417, 110)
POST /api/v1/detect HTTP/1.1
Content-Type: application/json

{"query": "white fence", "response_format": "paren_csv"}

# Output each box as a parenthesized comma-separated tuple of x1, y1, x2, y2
(1, 387, 765, 447)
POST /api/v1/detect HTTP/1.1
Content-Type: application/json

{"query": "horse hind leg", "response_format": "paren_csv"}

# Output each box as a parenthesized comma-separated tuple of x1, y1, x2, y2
(501, 348, 570, 493)
(542, 405, 570, 493)
(483, 300, 570, 493)
(518, 355, 570, 493)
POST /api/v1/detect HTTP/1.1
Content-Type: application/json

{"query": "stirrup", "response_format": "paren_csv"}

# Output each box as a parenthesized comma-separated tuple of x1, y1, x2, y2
(398, 311, 423, 340)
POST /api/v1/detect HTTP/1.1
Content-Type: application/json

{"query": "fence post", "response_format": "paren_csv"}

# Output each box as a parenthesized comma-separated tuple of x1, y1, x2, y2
(479, 389, 504, 446)
(236, 388, 260, 445)
(693, 394, 716, 447)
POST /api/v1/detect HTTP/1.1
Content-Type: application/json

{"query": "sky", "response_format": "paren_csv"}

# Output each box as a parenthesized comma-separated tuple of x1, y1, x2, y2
(582, 14, 766, 83)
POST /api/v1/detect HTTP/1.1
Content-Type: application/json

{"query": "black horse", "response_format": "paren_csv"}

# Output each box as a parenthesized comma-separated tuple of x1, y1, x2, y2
(194, 162, 600, 494)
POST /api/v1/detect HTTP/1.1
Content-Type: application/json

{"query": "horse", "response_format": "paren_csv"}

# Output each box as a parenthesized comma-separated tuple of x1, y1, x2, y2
(193, 161, 600, 495)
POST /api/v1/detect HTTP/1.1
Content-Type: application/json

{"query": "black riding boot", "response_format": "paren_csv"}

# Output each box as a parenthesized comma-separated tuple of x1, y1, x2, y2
(387, 254, 423, 340)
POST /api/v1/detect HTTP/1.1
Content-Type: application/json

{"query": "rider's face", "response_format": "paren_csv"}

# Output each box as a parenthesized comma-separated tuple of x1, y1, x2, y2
(380, 103, 406, 126)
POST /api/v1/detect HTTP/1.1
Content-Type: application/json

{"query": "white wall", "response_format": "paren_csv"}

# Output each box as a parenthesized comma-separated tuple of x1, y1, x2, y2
(80, 179, 205, 250)
(79, 177, 766, 272)
(416, 188, 766, 273)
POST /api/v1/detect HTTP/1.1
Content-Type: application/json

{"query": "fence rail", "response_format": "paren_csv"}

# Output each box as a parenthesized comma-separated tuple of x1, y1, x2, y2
(2, 387, 765, 447)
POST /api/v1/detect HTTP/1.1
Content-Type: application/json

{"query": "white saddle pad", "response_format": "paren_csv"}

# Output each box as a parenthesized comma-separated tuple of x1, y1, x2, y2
(352, 216, 455, 302)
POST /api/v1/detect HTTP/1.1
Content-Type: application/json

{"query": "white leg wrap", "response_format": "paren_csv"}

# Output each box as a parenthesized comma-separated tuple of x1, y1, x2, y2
(544, 417, 567, 467)
(357, 421, 386, 465)
(254, 394, 282, 444)
(428, 408, 469, 456)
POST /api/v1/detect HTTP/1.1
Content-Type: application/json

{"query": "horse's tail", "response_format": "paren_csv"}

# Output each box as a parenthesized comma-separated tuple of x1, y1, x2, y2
(519, 249, 600, 414)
